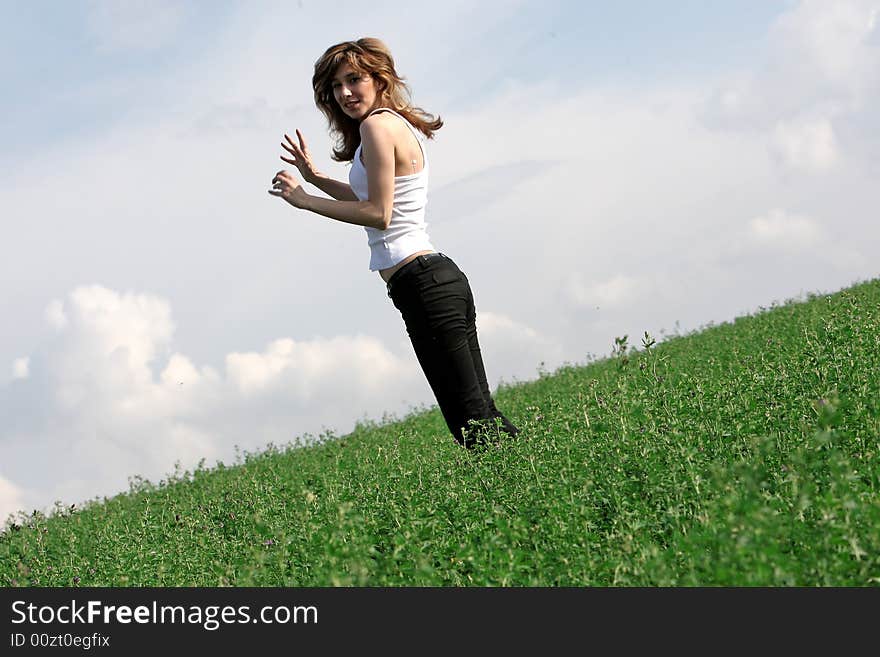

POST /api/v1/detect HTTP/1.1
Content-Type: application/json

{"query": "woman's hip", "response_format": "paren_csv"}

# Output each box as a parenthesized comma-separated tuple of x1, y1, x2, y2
(388, 254, 472, 329)
(386, 252, 467, 299)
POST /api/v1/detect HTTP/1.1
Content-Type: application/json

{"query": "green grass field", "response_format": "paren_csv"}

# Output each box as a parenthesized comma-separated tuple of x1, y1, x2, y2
(2, 278, 879, 586)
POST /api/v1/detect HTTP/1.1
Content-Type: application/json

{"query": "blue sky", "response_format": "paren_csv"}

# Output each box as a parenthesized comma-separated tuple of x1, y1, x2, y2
(2, 0, 878, 522)
(2, 2, 234, 165)
(2, 1, 789, 162)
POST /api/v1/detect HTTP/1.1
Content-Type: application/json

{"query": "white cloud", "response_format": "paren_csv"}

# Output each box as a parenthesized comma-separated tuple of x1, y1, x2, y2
(65, 284, 175, 380)
(0, 475, 26, 526)
(771, 116, 839, 172)
(566, 274, 644, 309)
(45, 300, 68, 331)
(771, 0, 879, 93)
(715, 207, 867, 280)
(748, 210, 824, 250)
(477, 311, 543, 342)
(225, 335, 414, 399)
(12, 357, 29, 380)
(0, 285, 427, 518)
(701, 73, 768, 130)
(701, 0, 880, 172)
(475, 311, 564, 384)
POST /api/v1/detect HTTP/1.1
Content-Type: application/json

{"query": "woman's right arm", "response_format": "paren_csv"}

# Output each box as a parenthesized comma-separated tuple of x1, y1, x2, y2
(280, 129, 358, 201)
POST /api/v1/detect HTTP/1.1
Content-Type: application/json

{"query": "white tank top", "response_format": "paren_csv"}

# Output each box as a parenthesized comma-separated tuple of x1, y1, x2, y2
(348, 108, 435, 271)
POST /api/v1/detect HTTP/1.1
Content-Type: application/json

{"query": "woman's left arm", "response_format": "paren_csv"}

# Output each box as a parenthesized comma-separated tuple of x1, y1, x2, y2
(269, 116, 395, 230)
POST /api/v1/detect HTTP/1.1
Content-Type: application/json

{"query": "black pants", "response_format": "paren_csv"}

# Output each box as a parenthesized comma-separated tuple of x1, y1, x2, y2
(387, 252, 519, 447)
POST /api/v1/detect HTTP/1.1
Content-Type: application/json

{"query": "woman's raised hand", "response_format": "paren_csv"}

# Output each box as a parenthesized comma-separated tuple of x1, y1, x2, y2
(280, 129, 318, 183)
(269, 169, 309, 208)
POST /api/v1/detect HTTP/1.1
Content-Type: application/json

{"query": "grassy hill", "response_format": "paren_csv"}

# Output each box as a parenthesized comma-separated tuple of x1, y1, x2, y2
(2, 278, 879, 586)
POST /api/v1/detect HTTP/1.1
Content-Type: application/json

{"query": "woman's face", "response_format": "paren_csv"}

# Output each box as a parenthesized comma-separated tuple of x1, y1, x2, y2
(332, 62, 380, 121)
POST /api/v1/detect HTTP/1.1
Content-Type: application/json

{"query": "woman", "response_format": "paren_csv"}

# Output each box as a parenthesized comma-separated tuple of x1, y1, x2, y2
(268, 37, 518, 448)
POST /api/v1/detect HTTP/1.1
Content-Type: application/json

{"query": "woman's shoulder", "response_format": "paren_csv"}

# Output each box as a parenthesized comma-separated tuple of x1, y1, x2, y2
(360, 109, 402, 131)
(360, 110, 393, 135)
(359, 110, 415, 148)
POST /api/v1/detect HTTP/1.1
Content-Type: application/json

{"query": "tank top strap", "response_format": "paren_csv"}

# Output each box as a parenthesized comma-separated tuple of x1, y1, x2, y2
(366, 107, 410, 122)
(365, 108, 427, 164)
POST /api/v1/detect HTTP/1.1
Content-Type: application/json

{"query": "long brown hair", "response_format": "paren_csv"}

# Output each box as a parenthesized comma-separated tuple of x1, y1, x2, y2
(312, 38, 443, 162)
